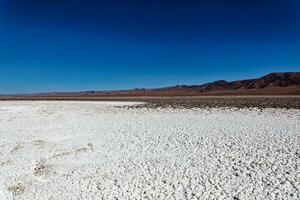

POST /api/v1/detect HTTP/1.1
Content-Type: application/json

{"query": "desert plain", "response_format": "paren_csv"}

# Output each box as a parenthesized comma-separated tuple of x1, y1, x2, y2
(0, 97, 299, 199)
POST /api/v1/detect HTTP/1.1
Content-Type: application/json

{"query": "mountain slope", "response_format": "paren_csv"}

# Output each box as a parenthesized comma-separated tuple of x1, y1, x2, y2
(153, 72, 300, 95)
(6, 72, 300, 97)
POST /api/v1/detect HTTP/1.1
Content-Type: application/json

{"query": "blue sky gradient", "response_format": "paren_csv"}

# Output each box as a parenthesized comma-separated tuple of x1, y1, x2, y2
(1, 0, 300, 93)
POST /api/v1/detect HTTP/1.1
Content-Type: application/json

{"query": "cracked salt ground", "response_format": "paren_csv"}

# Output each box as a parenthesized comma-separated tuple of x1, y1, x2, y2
(0, 101, 299, 199)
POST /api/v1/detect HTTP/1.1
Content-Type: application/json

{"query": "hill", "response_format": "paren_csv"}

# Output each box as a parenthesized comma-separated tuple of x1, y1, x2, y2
(3, 72, 300, 97)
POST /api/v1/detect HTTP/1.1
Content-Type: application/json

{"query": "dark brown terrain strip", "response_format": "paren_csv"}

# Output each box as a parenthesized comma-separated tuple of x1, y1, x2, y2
(0, 96, 299, 109)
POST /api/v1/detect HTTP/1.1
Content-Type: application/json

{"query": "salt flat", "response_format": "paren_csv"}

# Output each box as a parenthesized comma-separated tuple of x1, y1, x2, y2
(0, 101, 299, 200)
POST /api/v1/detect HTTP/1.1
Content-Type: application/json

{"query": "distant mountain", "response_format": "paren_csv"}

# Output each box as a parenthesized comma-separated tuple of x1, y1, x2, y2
(157, 72, 300, 94)
(4, 72, 300, 97)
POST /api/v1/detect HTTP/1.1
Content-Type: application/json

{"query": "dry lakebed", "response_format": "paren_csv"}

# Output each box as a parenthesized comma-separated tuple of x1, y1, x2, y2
(0, 101, 299, 199)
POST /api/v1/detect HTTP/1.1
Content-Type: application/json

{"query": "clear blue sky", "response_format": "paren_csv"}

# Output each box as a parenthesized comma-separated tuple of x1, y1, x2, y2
(0, 0, 300, 94)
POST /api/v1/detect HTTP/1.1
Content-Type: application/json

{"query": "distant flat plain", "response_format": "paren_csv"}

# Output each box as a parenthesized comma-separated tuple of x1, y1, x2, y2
(0, 95, 300, 109)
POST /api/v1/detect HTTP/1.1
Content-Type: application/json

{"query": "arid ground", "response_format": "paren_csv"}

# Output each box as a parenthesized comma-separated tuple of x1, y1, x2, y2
(0, 98, 299, 199)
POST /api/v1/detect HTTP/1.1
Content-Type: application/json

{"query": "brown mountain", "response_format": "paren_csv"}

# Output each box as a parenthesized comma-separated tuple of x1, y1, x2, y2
(157, 72, 300, 94)
(5, 72, 300, 97)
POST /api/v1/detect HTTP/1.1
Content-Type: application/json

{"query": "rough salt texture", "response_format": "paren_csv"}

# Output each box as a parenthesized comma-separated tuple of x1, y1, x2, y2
(0, 101, 299, 200)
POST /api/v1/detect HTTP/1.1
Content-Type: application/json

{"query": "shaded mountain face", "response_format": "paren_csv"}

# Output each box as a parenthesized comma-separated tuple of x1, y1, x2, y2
(244, 72, 300, 89)
(159, 72, 300, 93)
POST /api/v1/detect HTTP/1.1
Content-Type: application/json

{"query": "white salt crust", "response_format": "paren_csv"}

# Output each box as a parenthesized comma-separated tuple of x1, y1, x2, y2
(0, 101, 299, 199)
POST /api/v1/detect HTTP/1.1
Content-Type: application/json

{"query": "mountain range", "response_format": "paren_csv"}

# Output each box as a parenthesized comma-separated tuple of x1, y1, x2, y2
(4, 72, 300, 97)
(151, 72, 300, 95)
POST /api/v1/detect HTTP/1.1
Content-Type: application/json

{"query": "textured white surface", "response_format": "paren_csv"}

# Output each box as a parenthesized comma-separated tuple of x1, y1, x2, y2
(0, 101, 299, 200)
